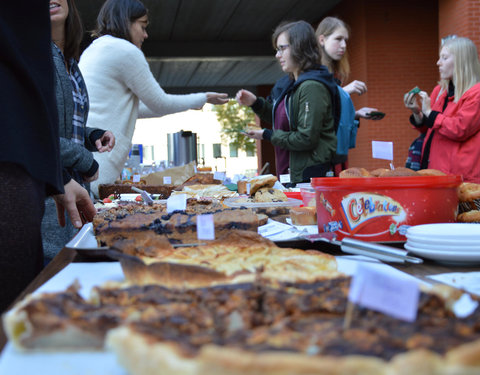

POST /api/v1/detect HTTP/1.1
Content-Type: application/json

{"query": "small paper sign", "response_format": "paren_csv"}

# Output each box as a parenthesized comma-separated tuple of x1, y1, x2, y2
(214, 171, 226, 181)
(163, 176, 172, 185)
(167, 194, 187, 213)
(132, 174, 141, 183)
(372, 141, 394, 161)
(279, 174, 291, 184)
(196, 214, 215, 240)
(246, 183, 251, 195)
(348, 263, 420, 322)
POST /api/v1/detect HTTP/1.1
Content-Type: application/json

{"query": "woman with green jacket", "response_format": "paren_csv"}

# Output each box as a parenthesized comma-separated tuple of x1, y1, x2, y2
(236, 20, 339, 184)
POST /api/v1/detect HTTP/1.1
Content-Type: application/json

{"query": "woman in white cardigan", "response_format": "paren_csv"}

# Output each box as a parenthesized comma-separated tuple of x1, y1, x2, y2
(79, 0, 228, 196)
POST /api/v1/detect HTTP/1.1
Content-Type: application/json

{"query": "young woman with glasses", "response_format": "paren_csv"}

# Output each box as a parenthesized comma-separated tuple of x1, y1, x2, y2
(236, 20, 339, 184)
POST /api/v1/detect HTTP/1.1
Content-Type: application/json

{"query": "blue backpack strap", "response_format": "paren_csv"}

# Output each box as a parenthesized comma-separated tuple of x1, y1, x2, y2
(336, 86, 359, 156)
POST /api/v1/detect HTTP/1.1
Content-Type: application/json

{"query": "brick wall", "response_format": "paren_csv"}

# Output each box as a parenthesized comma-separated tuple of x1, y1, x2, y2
(439, 0, 480, 46)
(329, 0, 439, 170)
(328, 0, 480, 171)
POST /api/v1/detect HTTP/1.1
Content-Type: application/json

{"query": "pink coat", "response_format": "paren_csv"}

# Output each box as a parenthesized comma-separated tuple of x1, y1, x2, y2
(421, 83, 480, 183)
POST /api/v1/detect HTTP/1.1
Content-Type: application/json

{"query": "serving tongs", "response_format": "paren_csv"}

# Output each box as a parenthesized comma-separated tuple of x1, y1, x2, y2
(301, 233, 423, 264)
(131, 186, 154, 206)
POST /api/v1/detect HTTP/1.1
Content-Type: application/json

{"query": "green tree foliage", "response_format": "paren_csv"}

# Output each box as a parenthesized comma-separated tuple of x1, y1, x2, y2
(213, 100, 257, 154)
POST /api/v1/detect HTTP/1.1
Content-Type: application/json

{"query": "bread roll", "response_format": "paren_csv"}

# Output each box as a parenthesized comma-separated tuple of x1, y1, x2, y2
(378, 167, 418, 177)
(370, 168, 390, 177)
(339, 168, 372, 178)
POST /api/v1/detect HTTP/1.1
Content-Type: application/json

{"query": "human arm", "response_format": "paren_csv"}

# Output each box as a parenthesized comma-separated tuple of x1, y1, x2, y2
(429, 85, 480, 141)
(404, 90, 425, 125)
(94, 130, 115, 152)
(235, 89, 273, 124)
(59, 137, 98, 181)
(244, 129, 264, 140)
(84, 128, 115, 153)
(236, 89, 257, 106)
(343, 80, 367, 96)
(115, 42, 219, 117)
(53, 177, 96, 229)
(206, 92, 229, 104)
(356, 107, 383, 120)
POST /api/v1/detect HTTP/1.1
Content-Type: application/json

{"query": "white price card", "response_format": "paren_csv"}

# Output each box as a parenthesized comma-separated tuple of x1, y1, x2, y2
(348, 263, 420, 322)
(246, 183, 251, 195)
(372, 141, 394, 161)
(167, 194, 187, 213)
(197, 214, 215, 240)
(279, 174, 291, 184)
(163, 176, 172, 184)
(214, 171, 226, 181)
(132, 174, 141, 183)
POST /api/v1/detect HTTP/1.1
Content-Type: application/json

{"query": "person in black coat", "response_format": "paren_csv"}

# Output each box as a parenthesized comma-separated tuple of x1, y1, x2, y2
(0, 0, 96, 312)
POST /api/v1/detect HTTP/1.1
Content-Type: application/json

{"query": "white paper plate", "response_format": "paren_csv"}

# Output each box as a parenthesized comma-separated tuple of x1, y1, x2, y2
(404, 243, 480, 265)
(405, 239, 480, 252)
(405, 233, 480, 246)
(406, 223, 480, 240)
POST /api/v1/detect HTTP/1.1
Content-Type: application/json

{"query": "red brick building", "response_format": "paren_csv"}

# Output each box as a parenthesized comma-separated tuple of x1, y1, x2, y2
(256, 0, 480, 174)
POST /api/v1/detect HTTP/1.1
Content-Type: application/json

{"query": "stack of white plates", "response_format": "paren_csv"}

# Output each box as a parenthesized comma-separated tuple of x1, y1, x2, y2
(405, 223, 480, 264)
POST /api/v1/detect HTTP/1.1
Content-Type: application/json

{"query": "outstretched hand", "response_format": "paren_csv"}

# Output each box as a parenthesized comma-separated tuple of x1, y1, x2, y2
(418, 91, 432, 117)
(206, 92, 229, 105)
(403, 90, 430, 123)
(235, 89, 257, 107)
(53, 179, 96, 229)
(343, 80, 367, 96)
(95, 130, 115, 153)
(403, 91, 421, 114)
(244, 129, 264, 140)
(356, 107, 383, 120)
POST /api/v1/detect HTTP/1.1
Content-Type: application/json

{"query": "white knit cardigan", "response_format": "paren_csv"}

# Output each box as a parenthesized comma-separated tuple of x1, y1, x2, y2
(79, 35, 206, 196)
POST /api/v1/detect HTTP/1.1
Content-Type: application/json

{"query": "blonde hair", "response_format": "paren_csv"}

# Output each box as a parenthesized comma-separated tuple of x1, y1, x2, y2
(315, 17, 350, 83)
(440, 37, 480, 102)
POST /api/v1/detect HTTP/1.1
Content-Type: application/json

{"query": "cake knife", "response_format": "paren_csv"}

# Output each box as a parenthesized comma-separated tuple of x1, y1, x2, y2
(131, 186, 154, 206)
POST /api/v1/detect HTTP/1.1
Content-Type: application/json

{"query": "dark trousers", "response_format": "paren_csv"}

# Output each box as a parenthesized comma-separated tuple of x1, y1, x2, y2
(302, 162, 333, 182)
(0, 162, 45, 312)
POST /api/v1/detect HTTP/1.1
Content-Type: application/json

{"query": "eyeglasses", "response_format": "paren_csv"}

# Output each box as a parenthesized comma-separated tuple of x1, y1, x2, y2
(275, 44, 290, 54)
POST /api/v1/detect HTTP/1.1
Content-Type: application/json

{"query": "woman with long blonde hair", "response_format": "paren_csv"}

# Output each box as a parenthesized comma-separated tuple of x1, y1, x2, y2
(404, 36, 480, 182)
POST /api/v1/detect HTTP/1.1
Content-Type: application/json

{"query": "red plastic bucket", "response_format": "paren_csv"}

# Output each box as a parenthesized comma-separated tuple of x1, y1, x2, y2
(312, 175, 463, 242)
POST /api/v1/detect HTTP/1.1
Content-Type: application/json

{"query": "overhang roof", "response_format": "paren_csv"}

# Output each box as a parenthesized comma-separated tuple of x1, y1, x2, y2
(78, 0, 341, 95)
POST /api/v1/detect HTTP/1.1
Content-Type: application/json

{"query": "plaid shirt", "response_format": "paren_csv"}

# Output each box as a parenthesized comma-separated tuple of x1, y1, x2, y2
(405, 133, 425, 171)
(69, 61, 88, 145)
(53, 44, 88, 145)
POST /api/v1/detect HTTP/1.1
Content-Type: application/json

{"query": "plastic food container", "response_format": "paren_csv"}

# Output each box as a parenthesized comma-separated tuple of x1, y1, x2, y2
(300, 187, 316, 207)
(284, 191, 303, 201)
(311, 175, 463, 242)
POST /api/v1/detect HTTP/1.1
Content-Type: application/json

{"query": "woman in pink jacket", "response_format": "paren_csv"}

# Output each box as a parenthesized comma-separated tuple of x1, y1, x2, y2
(404, 36, 480, 182)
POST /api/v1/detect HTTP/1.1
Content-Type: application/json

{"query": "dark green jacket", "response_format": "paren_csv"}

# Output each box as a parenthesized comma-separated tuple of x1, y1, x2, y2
(251, 67, 338, 183)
